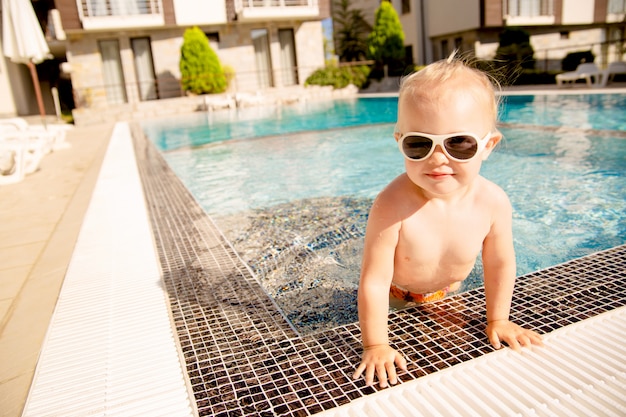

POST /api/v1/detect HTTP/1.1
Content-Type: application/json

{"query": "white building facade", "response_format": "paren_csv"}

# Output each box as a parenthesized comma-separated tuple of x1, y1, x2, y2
(355, 0, 625, 70)
(1, 0, 330, 117)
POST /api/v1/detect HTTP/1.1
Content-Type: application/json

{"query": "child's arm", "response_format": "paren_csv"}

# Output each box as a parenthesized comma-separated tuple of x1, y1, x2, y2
(352, 197, 407, 387)
(482, 191, 543, 350)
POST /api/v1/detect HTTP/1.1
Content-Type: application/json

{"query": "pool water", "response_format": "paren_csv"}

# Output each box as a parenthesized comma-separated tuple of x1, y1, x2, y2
(143, 94, 626, 333)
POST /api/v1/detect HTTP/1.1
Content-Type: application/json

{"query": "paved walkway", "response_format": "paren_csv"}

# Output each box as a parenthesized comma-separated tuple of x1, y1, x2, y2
(0, 121, 113, 417)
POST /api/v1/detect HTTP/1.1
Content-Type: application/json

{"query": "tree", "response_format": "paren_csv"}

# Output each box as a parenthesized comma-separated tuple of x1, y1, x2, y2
(332, 0, 371, 62)
(494, 28, 535, 82)
(366, 0, 405, 77)
(180, 27, 227, 94)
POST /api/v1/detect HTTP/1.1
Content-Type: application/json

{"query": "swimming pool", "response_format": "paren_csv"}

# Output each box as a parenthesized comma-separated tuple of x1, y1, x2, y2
(142, 93, 626, 333)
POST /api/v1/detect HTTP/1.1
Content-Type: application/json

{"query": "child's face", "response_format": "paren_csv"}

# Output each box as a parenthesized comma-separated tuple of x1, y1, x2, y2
(395, 83, 501, 196)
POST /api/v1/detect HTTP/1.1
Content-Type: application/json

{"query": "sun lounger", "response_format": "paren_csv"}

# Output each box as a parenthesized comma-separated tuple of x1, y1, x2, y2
(0, 135, 48, 184)
(600, 61, 626, 87)
(0, 118, 72, 151)
(204, 94, 236, 111)
(0, 141, 26, 184)
(556, 63, 602, 87)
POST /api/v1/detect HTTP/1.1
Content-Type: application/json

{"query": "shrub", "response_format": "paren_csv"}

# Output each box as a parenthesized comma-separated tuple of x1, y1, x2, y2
(180, 27, 227, 94)
(561, 50, 595, 71)
(305, 65, 371, 89)
(494, 28, 535, 85)
(366, 1, 405, 78)
(475, 60, 558, 86)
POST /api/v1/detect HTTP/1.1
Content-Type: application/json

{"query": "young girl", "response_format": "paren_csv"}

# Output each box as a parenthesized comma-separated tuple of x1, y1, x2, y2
(353, 55, 543, 388)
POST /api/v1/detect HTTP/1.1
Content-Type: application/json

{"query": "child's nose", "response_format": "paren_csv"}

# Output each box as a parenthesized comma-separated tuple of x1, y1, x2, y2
(430, 145, 449, 163)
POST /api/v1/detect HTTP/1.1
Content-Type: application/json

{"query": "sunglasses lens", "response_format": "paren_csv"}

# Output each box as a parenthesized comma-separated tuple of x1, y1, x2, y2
(402, 136, 433, 160)
(444, 135, 478, 160)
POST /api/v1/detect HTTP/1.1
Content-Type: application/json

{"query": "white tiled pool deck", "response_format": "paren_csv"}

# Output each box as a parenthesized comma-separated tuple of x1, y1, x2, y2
(1, 85, 626, 417)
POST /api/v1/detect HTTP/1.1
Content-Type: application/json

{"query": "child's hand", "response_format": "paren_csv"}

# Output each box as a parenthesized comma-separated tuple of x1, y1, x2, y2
(352, 344, 407, 388)
(486, 319, 544, 351)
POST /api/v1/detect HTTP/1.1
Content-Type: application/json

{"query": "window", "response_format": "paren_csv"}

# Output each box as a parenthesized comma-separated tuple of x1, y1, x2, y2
(278, 29, 298, 86)
(608, 0, 626, 14)
(401, 0, 410, 15)
(99, 40, 127, 104)
(251, 29, 274, 89)
(131, 37, 157, 101)
(454, 37, 462, 52)
(205, 32, 220, 50)
(504, 0, 553, 17)
(404, 45, 414, 66)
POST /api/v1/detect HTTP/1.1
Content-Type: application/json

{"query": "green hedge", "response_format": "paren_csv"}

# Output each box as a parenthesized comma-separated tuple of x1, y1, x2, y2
(304, 65, 371, 89)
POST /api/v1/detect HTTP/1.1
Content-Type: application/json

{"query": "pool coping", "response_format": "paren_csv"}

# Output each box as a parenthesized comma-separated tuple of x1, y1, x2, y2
(130, 120, 626, 416)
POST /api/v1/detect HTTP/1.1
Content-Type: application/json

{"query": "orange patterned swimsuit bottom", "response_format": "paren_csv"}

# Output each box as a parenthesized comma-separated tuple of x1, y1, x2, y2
(390, 283, 450, 303)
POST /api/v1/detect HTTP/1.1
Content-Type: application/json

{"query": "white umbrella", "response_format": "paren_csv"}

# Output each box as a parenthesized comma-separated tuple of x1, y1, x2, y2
(2, 0, 51, 118)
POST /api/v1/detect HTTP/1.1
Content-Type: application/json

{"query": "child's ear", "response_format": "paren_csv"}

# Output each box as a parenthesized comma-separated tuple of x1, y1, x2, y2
(482, 131, 502, 160)
(393, 125, 401, 142)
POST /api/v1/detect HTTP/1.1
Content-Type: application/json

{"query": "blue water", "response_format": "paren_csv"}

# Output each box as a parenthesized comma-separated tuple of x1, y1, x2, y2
(142, 94, 626, 278)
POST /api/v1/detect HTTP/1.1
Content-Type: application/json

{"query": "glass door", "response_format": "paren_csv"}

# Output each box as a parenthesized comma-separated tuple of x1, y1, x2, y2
(251, 29, 274, 89)
(131, 37, 158, 101)
(278, 28, 298, 86)
(98, 39, 127, 104)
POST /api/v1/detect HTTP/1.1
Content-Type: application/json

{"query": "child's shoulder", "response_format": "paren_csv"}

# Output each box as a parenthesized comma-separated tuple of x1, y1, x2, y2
(374, 174, 415, 205)
(476, 176, 511, 206)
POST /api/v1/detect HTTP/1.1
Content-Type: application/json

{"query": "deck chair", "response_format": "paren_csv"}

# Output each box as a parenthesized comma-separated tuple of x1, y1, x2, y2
(0, 136, 46, 184)
(0, 118, 72, 151)
(600, 62, 626, 87)
(556, 63, 602, 87)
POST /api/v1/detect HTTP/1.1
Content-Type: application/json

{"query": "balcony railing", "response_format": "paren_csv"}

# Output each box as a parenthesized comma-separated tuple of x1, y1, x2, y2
(503, 0, 555, 25)
(234, 0, 319, 21)
(78, 0, 164, 29)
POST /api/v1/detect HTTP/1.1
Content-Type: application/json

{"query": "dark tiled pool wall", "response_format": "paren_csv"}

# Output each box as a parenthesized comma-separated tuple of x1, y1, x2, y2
(132, 124, 626, 417)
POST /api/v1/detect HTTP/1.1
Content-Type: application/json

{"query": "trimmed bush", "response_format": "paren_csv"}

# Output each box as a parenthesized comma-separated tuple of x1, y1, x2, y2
(180, 27, 227, 95)
(305, 65, 371, 89)
(366, 1, 405, 78)
(561, 50, 595, 71)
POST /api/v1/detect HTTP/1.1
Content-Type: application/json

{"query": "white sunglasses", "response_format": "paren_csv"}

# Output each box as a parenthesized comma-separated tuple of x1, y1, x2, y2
(397, 131, 492, 162)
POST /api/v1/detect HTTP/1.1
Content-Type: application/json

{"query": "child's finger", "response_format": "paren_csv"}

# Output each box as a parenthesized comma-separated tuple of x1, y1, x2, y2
(506, 336, 522, 352)
(487, 331, 502, 349)
(528, 331, 544, 347)
(352, 363, 366, 380)
(365, 365, 376, 386)
(386, 362, 398, 385)
(375, 363, 388, 388)
(393, 352, 407, 374)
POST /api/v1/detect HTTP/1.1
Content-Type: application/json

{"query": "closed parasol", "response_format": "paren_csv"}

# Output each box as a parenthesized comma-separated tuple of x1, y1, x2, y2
(2, 0, 51, 117)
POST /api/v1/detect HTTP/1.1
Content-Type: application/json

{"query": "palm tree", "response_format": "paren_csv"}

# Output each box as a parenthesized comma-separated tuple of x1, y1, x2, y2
(332, 0, 372, 63)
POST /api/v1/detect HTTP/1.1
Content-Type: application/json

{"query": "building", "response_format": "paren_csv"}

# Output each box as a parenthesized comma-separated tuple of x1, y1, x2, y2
(351, 0, 625, 70)
(1, 0, 330, 119)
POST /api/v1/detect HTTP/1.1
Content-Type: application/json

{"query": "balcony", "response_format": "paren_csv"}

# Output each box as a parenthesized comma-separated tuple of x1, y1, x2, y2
(78, 0, 164, 30)
(234, 0, 319, 22)
(503, 0, 555, 26)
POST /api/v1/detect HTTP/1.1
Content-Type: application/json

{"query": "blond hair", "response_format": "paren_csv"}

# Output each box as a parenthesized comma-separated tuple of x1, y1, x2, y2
(398, 51, 501, 129)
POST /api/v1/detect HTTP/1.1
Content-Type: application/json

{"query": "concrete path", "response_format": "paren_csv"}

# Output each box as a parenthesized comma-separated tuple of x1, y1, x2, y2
(0, 121, 113, 417)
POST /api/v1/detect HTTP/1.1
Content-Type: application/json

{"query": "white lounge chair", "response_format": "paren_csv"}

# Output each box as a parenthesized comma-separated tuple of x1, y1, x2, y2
(556, 63, 602, 87)
(600, 61, 626, 87)
(0, 134, 48, 184)
(204, 94, 236, 111)
(0, 118, 72, 151)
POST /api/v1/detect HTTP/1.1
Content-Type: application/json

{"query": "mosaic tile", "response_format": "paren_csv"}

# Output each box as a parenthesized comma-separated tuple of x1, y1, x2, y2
(131, 123, 626, 416)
